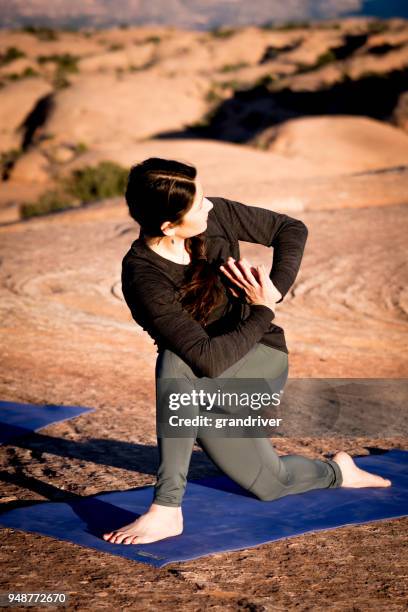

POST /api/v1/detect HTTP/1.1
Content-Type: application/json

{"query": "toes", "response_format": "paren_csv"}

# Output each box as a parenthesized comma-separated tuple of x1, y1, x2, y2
(104, 530, 136, 544)
(114, 532, 127, 544)
(108, 532, 122, 544)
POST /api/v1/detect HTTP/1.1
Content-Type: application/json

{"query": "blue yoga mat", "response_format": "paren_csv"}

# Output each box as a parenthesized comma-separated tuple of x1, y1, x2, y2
(0, 449, 406, 568)
(0, 400, 95, 444)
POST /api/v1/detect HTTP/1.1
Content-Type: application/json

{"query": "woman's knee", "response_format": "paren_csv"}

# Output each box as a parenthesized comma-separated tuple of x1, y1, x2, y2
(250, 481, 284, 502)
(248, 465, 287, 502)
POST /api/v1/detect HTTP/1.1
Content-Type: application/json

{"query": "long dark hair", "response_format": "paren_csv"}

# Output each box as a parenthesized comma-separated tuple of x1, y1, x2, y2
(125, 157, 225, 326)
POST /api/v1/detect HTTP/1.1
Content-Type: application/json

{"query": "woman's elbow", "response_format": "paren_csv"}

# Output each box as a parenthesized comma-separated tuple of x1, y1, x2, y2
(189, 356, 221, 379)
(298, 220, 308, 238)
(296, 220, 308, 246)
(192, 363, 220, 379)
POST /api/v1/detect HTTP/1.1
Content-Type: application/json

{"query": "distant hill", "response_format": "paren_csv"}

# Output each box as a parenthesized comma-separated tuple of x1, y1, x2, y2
(1, 0, 408, 31)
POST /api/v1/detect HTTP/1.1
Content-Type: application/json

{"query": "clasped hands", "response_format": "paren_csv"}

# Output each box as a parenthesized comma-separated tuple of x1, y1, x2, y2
(219, 256, 282, 310)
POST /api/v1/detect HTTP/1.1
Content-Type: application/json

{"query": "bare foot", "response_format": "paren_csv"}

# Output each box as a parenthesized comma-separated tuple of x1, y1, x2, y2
(332, 451, 392, 488)
(103, 503, 183, 545)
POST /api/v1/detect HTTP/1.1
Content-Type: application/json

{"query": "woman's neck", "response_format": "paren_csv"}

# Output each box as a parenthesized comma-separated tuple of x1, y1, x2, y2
(143, 234, 191, 265)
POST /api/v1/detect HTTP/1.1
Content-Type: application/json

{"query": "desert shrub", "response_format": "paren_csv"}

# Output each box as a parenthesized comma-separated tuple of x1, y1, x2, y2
(315, 50, 337, 67)
(20, 189, 77, 219)
(135, 35, 161, 45)
(22, 26, 59, 41)
(19, 160, 128, 219)
(205, 85, 223, 104)
(37, 53, 79, 73)
(0, 148, 22, 180)
(128, 56, 157, 72)
(254, 74, 276, 87)
(108, 43, 124, 52)
(74, 142, 88, 154)
(296, 49, 337, 73)
(209, 27, 236, 39)
(5, 67, 39, 81)
(261, 21, 309, 30)
(36, 54, 80, 88)
(316, 21, 342, 30)
(0, 46, 26, 66)
(63, 161, 128, 202)
(53, 67, 71, 89)
(219, 79, 242, 91)
(219, 62, 249, 73)
(367, 20, 389, 35)
(275, 20, 310, 31)
(145, 35, 161, 44)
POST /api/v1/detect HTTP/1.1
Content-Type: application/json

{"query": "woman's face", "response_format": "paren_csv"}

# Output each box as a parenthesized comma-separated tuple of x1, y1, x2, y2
(166, 177, 213, 238)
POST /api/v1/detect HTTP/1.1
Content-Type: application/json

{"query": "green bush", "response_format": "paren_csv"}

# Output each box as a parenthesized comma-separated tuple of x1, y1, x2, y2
(19, 161, 128, 219)
(209, 27, 236, 39)
(74, 142, 88, 154)
(275, 20, 311, 31)
(315, 50, 337, 67)
(316, 21, 341, 30)
(367, 20, 389, 35)
(5, 67, 39, 81)
(261, 20, 310, 31)
(205, 87, 223, 104)
(63, 161, 128, 202)
(20, 189, 78, 219)
(219, 62, 249, 73)
(128, 57, 157, 72)
(255, 74, 275, 87)
(0, 46, 26, 66)
(296, 49, 337, 74)
(219, 79, 242, 91)
(53, 67, 71, 89)
(37, 53, 79, 73)
(22, 26, 59, 41)
(108, 43, 124, 52)
(143, 35, 161, 44)
(1, 148, 22, 180)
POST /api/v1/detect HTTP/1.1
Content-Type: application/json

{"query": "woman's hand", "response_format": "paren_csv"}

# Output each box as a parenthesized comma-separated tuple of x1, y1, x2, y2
(219, 257, 282, 310)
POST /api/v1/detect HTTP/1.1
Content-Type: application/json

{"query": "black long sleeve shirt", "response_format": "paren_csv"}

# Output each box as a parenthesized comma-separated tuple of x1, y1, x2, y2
(121, 196, 308, 378)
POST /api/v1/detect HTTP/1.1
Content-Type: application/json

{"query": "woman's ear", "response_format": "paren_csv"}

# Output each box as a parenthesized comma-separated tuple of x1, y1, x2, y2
(160, 220, 176, 236)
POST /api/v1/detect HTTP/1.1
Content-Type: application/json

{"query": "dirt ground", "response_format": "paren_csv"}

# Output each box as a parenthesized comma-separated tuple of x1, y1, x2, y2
(0, 198, 407, 610)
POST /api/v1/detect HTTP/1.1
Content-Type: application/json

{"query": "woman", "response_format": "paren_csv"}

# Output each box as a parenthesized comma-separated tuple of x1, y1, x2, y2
(103, 157, 391, 546)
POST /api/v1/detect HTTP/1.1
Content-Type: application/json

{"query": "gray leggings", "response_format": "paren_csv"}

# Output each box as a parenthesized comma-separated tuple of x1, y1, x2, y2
(153, 342, 343, 507)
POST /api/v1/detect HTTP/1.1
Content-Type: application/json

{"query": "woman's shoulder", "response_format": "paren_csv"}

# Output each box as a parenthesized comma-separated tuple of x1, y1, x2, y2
(206, 196, 225, 220)
(205, 196, 235, 240)
(122, 239, 172, 282)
